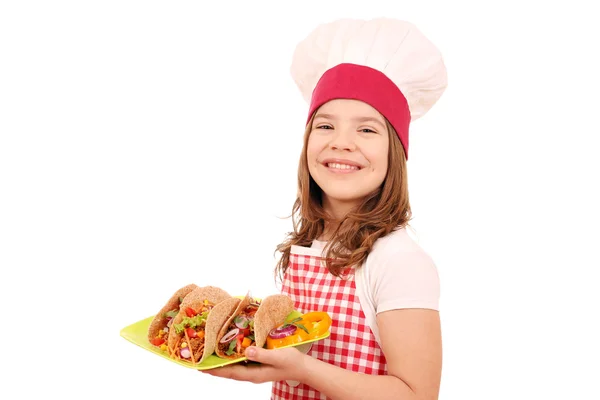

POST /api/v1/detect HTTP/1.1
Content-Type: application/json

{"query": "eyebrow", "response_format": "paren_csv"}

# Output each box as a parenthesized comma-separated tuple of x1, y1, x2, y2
(313, 113, 386, 128)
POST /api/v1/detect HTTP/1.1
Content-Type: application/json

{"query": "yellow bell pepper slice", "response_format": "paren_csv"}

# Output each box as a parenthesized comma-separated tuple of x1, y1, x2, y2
(265, 311, 332, 349)
(300, 312, 332, 339)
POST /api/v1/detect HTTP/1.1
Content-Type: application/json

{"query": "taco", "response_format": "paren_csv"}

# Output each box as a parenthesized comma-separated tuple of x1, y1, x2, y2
(166, 286, 239, 364)
(215, 294, 294, 360)
(148, 283, 199, 348)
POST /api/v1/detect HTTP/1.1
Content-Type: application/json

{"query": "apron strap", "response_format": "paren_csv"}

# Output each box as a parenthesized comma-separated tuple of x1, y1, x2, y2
(290, 244, 326, 258)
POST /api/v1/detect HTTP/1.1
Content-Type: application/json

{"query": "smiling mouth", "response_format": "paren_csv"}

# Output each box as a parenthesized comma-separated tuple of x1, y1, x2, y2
(325, 162, 361, 171)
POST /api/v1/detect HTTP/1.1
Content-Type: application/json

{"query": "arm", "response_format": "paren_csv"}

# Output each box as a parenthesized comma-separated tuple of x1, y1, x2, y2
(203, 236, 442, 398)
(301, 308, 442, 400)
(204, 308, 442, 400)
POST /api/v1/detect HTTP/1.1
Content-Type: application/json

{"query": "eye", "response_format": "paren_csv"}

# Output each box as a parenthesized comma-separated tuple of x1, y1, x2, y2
(315, 124, 333, 130)
(360, 128, 377, 134)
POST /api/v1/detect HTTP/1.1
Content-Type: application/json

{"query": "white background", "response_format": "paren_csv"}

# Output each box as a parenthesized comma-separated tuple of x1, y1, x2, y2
(1, 1, 599, 399)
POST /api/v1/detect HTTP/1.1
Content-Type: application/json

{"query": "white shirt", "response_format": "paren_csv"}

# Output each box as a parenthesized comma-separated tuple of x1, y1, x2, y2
(307, 227, 440, 347)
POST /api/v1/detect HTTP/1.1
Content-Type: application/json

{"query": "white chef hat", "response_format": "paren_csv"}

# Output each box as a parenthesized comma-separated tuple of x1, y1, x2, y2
(290, 18, 448, 159)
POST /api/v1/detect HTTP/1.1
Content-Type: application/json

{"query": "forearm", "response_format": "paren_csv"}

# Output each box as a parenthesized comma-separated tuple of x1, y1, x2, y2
(300, 355, 420, 400)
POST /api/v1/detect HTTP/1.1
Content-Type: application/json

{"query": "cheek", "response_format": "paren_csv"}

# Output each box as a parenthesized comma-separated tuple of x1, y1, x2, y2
(366, 143, 389, 173)
(306, 139, 321, 165)
(305, 142, 320, 178)
(380, 151, 389, 172)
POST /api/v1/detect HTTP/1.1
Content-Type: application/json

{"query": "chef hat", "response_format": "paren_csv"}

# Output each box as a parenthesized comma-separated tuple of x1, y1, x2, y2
(290, 18, 448, 159)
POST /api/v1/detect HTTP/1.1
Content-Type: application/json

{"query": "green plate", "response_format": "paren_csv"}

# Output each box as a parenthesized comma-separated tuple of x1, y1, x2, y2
(120, 310, 330, 370)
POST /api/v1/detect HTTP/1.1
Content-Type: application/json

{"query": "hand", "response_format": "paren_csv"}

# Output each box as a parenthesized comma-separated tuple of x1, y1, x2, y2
(201, 346, 308, 384)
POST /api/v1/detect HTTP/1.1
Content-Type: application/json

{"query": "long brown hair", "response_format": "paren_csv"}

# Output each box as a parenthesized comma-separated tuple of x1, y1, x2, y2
(275, 112, 412, 281)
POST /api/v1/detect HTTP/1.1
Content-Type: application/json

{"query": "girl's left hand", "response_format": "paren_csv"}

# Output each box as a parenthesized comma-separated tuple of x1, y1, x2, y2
(201, 346, 307, 384)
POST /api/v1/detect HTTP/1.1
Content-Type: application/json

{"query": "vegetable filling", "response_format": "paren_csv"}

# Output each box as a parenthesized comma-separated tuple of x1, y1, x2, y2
(170, 300, 215, 363)
(149, 297, 184, 350)
(218, 300, 260, 356)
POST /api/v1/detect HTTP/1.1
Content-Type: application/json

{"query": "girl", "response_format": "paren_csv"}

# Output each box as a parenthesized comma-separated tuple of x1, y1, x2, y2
(204, 18, 448, 400)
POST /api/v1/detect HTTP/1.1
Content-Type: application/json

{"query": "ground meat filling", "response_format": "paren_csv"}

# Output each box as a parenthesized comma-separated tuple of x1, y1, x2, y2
(172, 301, 215, 362)
(190, 336, 205, 359)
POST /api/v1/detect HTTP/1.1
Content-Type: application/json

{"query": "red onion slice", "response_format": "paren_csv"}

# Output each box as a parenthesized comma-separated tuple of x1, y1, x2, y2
(220, 328, 240, 343)
(234, 316, 249, 329)
(180, 348, 191, 359)
(268, 325, 297, 339)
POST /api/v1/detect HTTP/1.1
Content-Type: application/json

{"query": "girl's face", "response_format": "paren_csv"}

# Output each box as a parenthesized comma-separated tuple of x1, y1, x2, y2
(307, 99, 390, 212)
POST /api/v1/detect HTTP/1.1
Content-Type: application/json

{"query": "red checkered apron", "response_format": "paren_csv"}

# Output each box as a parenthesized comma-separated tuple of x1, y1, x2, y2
(271, 245, 388, 400)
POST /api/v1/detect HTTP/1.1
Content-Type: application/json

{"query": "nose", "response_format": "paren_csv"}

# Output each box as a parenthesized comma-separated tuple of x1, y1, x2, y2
(329, 127, 356, 151)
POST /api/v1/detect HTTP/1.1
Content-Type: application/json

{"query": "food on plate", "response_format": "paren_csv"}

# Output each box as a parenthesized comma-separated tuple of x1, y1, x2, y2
(166, 286, 237, 364)
(147, 283, 199, 348)
(215, 293, 294, 359)
(144, 285, 331, 367)
(266, 311, 332, 349)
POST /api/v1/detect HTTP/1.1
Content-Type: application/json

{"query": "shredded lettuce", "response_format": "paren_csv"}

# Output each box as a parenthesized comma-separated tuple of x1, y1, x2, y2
(281, 317, 310, 334)
(225, 340, 237, 356)
(174, 311, 209, 334)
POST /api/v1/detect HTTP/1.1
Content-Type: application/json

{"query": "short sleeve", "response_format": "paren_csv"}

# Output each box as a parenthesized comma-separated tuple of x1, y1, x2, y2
(371, 248, 440, 314)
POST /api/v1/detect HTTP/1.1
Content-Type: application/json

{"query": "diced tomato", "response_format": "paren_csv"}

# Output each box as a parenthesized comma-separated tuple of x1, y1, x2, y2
(239, 328, 251, 337)
(185, 328, 197, 338)
(185, 307, 196, 317)
(150, 337, 165, 346)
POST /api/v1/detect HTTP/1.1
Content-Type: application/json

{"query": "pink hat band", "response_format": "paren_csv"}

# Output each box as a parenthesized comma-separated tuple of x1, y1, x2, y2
(307, 63, 411, 159)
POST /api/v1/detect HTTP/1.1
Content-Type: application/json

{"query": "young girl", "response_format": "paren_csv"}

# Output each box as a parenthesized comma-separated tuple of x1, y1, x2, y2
(204, 17, 448, 400)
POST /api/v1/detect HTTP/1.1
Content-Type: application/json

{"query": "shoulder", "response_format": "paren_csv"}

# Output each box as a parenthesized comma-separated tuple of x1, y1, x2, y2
(368, 226, 435, 266)
(364, 226, 440, 312)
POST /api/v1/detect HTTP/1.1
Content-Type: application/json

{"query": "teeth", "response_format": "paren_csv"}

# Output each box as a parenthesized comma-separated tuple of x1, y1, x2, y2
(327, 163, 359, 170)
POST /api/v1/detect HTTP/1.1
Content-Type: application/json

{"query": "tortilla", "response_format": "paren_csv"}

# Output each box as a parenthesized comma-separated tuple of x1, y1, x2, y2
(166, 286, 235, 364)
(253, 294, 294, 348)
(198, 297, 241, 363)
(215, 293, 294, 359)
(180, 286, 231, 309)
(147, 283, 199, 342)
(214, 294, 252, 360)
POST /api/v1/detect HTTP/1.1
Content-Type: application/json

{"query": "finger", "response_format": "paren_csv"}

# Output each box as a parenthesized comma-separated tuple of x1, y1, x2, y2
(245, 346, 296, 366)
(202, 364, 277, 384)
(201, 365, 248, 380)
(244, 346, 276, 364)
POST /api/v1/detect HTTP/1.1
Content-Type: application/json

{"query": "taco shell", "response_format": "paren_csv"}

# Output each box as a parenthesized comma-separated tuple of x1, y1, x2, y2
(215, 293, 294, 359)
(179, 285, 231, 309)
(147, 283, 199, 342)
(253, 294, 294, 348)
(166, 286, 235, 363)
(198, 296, 241, 363)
